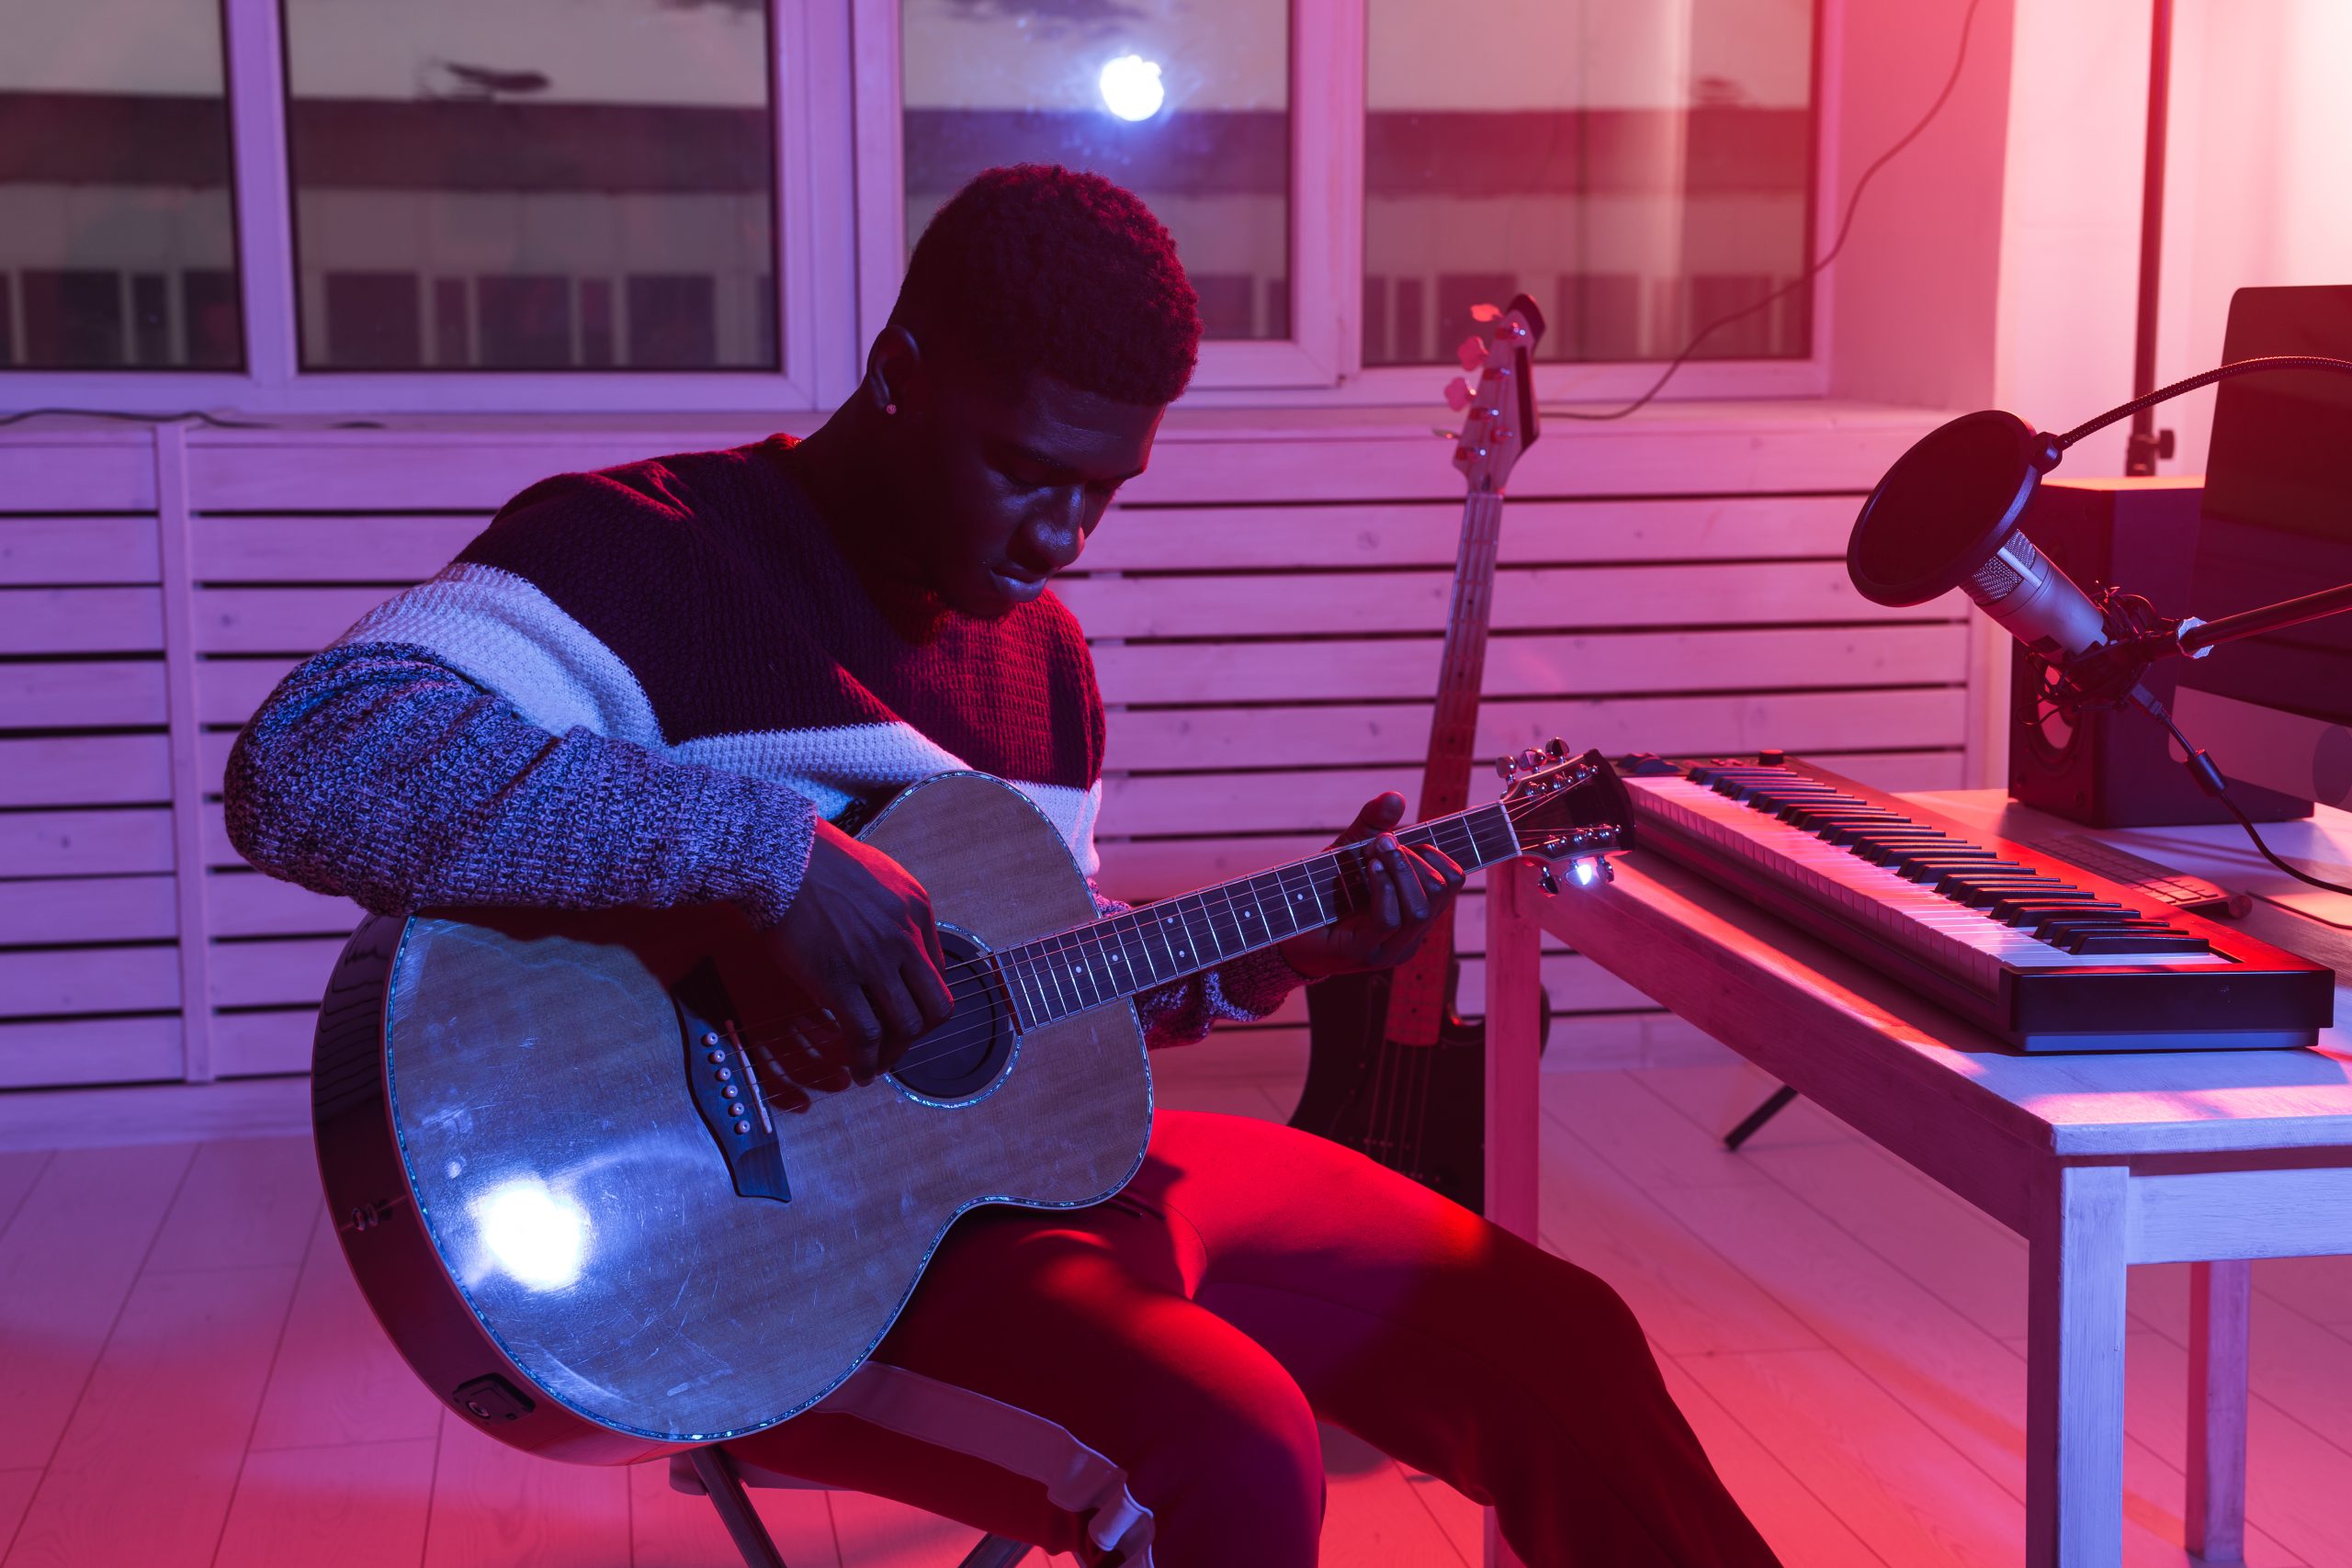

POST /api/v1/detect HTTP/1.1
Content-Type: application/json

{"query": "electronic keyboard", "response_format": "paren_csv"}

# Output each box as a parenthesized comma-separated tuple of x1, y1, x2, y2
(1615, 755, 2335, 1052)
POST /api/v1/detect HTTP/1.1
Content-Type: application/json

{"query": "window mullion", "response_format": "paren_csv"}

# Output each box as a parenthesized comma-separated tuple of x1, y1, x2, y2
(220, 0, 297, 389)
(848, 0, 906, 367)
(1292, 0, 1363, 382)
(797, 0, 865, 406)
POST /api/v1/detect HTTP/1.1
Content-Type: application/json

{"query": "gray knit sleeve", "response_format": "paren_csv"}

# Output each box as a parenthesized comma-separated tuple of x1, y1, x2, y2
(1088, 883, 1305, 1049)
(224, 642, 817, 925)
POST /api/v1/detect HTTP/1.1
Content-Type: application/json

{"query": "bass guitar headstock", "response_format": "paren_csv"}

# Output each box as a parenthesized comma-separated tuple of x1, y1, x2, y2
(1497, 740, 1634, 890)
(1442, 293, 1547, 494)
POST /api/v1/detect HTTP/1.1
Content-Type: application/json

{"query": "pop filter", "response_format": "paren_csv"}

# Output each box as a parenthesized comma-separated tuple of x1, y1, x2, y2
(1846, 410, 2107, 664)
(1847, 411, 2063, 605)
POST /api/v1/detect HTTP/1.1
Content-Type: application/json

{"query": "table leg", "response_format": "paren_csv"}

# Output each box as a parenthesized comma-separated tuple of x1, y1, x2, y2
(2186, 1258, 2251, 1563)
(2026, 1165, 2130, 1568)
(1484, 859, 1542, 1568)
(1484, 856, 1543, 1244)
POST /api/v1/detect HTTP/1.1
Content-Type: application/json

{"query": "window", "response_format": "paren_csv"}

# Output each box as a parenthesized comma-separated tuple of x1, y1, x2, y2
(898, 0, 1292, 342)
(279, 0, 782, 371)
(0, 0, 242, 369)
(1363, 0, 1816, 367)
(0, 0, 1827, 407)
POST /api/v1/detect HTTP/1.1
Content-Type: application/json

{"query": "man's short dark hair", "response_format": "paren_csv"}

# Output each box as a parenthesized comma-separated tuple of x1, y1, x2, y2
(890, 164, 1201, 408)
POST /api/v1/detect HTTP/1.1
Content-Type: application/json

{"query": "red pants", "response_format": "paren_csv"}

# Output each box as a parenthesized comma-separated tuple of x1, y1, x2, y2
(729, 1111, 1778, 1567)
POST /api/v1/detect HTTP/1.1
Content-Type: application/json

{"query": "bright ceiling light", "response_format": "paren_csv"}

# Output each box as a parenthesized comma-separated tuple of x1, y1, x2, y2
(1099, 54, 1165, 122)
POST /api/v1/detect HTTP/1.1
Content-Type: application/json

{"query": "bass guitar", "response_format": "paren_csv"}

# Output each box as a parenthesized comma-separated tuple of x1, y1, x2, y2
(1294, 294, 1546, 1213)
(312, 750, 1630, 1458)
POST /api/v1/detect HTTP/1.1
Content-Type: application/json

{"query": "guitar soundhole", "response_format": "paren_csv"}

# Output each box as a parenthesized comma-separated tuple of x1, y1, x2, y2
(888, 926, 1015, 1103)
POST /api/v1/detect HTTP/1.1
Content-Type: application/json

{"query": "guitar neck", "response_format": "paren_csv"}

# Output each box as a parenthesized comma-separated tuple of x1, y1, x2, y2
(1417, 488, 1507, 821)
(992, 802, 1524, 1032)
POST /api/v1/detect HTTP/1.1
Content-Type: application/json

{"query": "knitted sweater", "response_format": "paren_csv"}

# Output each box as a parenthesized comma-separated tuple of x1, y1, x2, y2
(224, 436, 1299, 1046)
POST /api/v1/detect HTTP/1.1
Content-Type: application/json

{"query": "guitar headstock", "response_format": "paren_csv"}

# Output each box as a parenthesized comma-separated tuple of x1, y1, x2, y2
(1442, 292, 1546, 493)
(1497, 741, 1634, 888)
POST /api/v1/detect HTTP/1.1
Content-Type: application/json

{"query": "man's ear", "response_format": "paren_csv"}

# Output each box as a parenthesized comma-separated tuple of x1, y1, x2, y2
(863, 325, 922, 416)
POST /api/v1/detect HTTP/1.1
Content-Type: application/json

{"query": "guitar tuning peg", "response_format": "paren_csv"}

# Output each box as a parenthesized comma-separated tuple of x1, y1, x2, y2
(1494, 754, 1519, 781)
(1545, 737, 1567, 758)
(1535, 863, 1561, 896)
(1455, 335, 1486, 372)
(1519, 747, 1544, 773)
(1469, 302, 1501, 322)
(1442, 376, 1472, 412)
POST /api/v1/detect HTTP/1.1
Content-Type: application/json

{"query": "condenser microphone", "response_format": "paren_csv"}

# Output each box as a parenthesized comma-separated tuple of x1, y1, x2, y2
(1847, 410, 2114, 662)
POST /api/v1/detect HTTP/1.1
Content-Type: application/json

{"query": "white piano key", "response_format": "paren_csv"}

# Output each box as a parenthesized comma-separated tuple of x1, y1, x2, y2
(1626, 777, 2233, 985)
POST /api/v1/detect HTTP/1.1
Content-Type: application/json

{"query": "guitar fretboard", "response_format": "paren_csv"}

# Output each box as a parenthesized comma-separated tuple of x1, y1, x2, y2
(993, 802, 1522, 1030)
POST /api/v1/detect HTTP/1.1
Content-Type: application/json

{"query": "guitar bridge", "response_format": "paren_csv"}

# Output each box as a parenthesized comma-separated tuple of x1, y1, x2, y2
(673, 962, 789, 1203)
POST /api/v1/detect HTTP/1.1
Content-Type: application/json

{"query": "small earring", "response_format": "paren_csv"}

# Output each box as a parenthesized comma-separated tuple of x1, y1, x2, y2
(884, 402, 898, 416)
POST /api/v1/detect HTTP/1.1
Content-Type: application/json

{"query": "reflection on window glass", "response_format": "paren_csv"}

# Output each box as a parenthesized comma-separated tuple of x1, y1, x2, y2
(282, 0, 779, 372)
(1365, 0, 1815, 367)
(0, 0, 242, 370)
(901, 0, 1290, 342)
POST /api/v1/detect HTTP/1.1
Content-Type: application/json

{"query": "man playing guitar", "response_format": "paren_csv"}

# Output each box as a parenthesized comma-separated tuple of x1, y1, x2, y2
(227, 165, 1779, 1567)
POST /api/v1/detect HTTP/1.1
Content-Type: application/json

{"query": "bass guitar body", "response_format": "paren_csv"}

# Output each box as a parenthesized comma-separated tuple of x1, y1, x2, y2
(311, 773, 1150, 1462)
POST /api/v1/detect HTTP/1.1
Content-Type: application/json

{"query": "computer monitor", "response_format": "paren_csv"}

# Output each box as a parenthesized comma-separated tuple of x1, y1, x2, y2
(2173, 284, 2352, 810)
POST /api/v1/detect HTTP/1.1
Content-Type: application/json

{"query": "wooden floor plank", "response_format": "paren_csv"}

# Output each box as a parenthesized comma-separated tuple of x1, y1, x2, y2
(823, 1491, 1049, 1566)
(211, 1438, 436, 1568)
(0, 1151, 52, 1242)
(144, 1136, 319, 1275)
(1633, 1149, 2301, 1565)
(1737, 1134, 2034, 1340)
(1653, 1355, 1885, 1568)
(2098, 1329, 2337, 1568)
(248, 1211, 441, 1452)
(1680, 1348, 2028, 1568)
(2256, 1254, 2352, 1326)
(1536, 1111, 1821, 1357)
(2124, 1266, 2352, 1478)
(1539, 1070, 1792, 1194)
(3, 1263, 298, 1568)
(0, 1142, 195, 1470)
(0, 1473, 37, 1561)
(626, 1456, 841, 1568)
(418, 1408, 628, 1568)
(1316, 1425, 1473, 1568)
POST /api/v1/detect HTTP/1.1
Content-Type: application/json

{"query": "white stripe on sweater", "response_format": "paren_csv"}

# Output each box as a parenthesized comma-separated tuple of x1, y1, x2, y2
(335, 561, 663, 745)
(340, 560, 1105, 874)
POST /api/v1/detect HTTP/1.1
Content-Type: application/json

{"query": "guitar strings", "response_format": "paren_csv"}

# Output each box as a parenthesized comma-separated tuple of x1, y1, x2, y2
(718, 809, 1498, 1055)
(726, 807, 1511, 1078)
(735, 789, 1589, 1100)
(739, 792, 1580, 1096)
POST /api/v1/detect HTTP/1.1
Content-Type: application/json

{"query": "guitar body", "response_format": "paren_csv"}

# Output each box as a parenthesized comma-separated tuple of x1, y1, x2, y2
(311, 773, 1151, 1461)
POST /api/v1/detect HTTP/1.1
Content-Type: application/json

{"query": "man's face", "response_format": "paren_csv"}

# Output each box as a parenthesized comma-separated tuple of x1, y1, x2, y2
(891, 353, 1164, 619)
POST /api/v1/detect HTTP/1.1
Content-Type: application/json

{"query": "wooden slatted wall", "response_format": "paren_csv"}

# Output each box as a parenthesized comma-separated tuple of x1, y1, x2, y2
(0, 405, 1972, 1089)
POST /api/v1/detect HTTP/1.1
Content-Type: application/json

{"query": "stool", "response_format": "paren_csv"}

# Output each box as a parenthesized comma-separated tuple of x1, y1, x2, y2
(669, 1447, 1035, 1568)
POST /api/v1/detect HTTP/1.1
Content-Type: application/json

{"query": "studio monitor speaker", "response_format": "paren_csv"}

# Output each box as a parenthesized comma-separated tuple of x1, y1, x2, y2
(2007, 477, 2311, 827)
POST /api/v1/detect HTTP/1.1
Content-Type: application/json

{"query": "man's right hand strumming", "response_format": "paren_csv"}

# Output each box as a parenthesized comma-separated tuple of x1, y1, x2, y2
(757, 818, 957, 1102)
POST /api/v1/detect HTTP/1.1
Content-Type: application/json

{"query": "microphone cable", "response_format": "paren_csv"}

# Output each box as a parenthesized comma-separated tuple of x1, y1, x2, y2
(2137, 692, 2352, 900)
(1544, 0, 1987, 423)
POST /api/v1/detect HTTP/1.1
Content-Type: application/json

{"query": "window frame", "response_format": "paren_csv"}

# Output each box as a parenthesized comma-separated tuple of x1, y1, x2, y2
(0, 0, 1832, 414)
(5, 0, 852, 414)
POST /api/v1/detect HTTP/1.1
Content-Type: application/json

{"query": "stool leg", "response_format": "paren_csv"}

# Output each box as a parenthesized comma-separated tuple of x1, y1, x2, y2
(953, 1535, 1034, 1568)
(691, 1448, 789, 1568)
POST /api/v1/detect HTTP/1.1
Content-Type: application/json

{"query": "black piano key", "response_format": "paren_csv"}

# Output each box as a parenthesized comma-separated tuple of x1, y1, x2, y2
(2062, 931, 2216, 955)
(1991, 896, 2119, 923)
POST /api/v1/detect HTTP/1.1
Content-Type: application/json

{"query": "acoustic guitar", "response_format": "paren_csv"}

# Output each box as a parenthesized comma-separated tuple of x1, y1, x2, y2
(311, 751, 1630, 1459)
(1294, 294, 1547, 1213)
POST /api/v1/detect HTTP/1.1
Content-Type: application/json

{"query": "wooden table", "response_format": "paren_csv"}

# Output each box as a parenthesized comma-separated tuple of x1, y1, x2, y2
(1484, 791, 2352, 1568)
